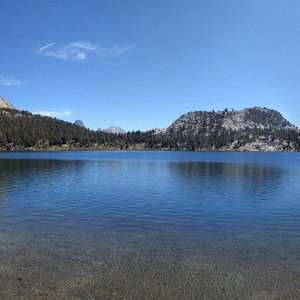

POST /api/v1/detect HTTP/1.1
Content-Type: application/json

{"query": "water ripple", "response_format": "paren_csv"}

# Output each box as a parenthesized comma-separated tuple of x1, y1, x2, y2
(0, 152, 299, 299)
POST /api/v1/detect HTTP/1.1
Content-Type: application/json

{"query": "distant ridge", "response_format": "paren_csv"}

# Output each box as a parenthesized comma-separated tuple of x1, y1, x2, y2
(97, 125, 126, 134)
(0, 96, 14, 109)
(74, 120, 86, 128)
(0, 100, 299, 151)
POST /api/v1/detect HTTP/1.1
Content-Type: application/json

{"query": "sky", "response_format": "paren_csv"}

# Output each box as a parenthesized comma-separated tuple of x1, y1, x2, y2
(0, 0, 300, 131)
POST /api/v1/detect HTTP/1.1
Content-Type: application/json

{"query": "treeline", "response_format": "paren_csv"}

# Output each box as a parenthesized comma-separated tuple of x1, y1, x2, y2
(0, 109, 156, 150)
(0, 108, 299, 151)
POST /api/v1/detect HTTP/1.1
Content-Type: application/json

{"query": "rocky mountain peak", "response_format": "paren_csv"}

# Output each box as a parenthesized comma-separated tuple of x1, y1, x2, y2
(74, 120, 86, 128)
(97, 125, 126, 134)
(0, 96, 15, 109)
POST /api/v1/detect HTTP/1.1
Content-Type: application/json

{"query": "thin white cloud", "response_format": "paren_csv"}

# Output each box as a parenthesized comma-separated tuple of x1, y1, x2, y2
(67, 42, 98, 51)
(38, 41, 133, 61)
(98, 45, 134, 57)
(34, 110, 72, 118)
(0, 77, 27, 86)
(39, 42, 56, 52)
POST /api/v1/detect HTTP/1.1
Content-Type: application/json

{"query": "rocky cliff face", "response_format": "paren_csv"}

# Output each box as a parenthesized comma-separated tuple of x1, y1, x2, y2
(0, 96, 15, 109)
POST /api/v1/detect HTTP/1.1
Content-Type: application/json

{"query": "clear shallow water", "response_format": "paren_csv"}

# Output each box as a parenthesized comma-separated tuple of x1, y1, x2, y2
(0, 151, 299, 299)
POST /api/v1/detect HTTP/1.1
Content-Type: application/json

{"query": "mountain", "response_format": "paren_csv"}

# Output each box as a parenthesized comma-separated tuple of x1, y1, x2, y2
(168, 107, 296, 134)
(0, 107, 136, 150)
(0, 108, 94, 150)
(74, 120, 86, 128)
(97, 125, 126, 134)
(0, 101, 299, 151)
(0, 96, 14, 109)
(166, 107, 299, 151)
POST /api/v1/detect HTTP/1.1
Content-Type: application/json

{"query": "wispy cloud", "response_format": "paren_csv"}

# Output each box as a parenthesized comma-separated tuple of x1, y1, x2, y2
(34, 110, 72, 118)
(39, 42, 56, 52)
(0, 77, 27, 86)
(38, 41, 134, 61)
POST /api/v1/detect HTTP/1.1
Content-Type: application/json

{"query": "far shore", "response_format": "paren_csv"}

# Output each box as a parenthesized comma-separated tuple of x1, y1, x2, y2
(0, 146, 298, 153)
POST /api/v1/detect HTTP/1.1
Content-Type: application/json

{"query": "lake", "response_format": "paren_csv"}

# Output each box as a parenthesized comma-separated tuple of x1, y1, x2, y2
(0, 151, 299, 299)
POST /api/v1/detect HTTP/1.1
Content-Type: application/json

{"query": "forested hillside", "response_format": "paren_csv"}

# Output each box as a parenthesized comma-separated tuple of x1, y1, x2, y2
(0, 107, 299, 151)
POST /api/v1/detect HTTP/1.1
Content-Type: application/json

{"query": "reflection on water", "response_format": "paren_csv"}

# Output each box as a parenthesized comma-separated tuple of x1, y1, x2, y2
(0, 152, 299, 299)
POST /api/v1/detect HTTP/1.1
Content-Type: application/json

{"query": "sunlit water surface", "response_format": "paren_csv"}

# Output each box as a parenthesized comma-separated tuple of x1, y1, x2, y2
(0, 151, 299, 299)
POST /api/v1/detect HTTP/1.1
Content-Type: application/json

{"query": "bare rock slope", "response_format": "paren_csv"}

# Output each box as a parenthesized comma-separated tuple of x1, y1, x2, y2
(98, 125, 126, 134)
(0, 96, 15, 109)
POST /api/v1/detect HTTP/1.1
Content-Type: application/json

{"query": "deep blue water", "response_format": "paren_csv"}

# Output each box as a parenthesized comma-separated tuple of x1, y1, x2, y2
(0, 151, 299, 299)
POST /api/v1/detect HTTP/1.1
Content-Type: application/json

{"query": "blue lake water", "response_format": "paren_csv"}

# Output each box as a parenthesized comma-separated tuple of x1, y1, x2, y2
(0, 151, 299, 299)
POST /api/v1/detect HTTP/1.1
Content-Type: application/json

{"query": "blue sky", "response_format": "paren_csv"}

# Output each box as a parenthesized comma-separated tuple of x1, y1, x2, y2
(1, 0, 300, 130)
